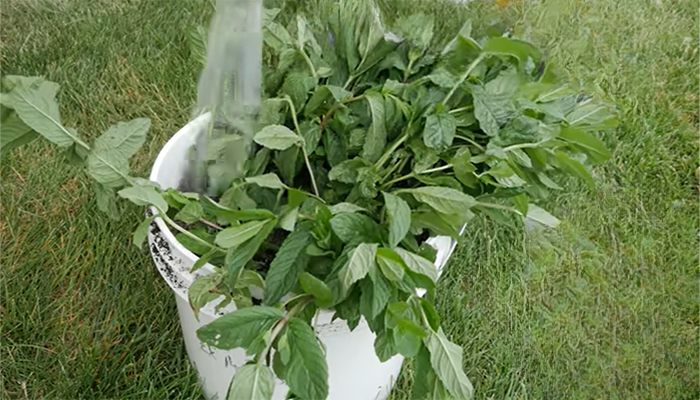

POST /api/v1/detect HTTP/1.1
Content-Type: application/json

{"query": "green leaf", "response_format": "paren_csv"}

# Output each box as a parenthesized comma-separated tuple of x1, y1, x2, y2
(411, 211, 462, 239)
(304, 85, 353, 115)
(554, 150, 594, 188)
(323, 129, 347, 167)
(511, 193, 529, 216)
(246, 173, 287, 190)
(264, 21, 293, 51)
(281, 72, 315, 111)
(117, 185, 168, 211)
(3, 81, 88, 148)
(385, 302, 414, 329)
(383, 192, 411, 248)
(263, 222, 313, 305)
(260, 98, 286, 126)
(537, 172, 562, 190)
(359, 268, 392, 320)
(201, 196, 275, 223)
(253, 125, 302, 151)
(393, 13, 434, 52)
(262, 7, 280, 24)
(330, 212, 380, 244)
(1, 75, 46, 93)
(410, 139, 441, 173)
(94, 183, 120, 220)
(441, 23, 481, 71)
(0, 112, 39, 153)
(224, 219, 276, 284)
(299, 272, 333, 308)
(423, 111, 457, 151)
(565, 101, 618, 130)
(403, 186, 476, 216)
(187, 25, 207, 66)
(488, 161, 527, 188)
(328, 202, 366, 215)
(558, 126, 610, 163)
(509, 148, 532, 168)
(305, 243, 333, 257)
(174, 202, 203, 224)
(177, 229, 214, 256)
(420, 298, 440, 331)
(279, 206, 299, 232)
(188, 274, 223, 320)
(483, 36, 541, 66)
(285, 318, 329, 400)
(164, 188, 197, 207)
(424, 328, 474, 399)
(332, 282, 361, 329)
(374, 330, 398, 362)
(376, 248, 405, 282)
(132, 216, 155, 248)
(412, 345, 451, 400)
(88, 118, 151, 187)
(300, 121, 322, 154)
(414, 175, 463, 191)
(296, 14, 308, 49)
(215, 220, 268, 249)
(222, 185, 258, 210)
(236, 270, 266, 290)
(339, 243, 378, 290)
(226, 363, 275, 400)
(272, 350, 287, 380)
(452, 147, 477, 188)
(470, 82, 516, 137)
(393, 319, 425, 357)
(523, 204, 560, 227)
(328, 158, 368, 183)
(196, 306, 284, 350)
(191, 248, 217, 273)
(427, 68, 460, 89)
(394, 248, 438, 283)
(360, 91, 386, 163)
(275, 146, 300, 185)
(64, 142, 89, 166)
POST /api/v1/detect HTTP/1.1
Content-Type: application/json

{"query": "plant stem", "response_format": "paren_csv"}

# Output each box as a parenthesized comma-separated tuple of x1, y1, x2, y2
(444, 54, 486, 105)
(502, 140, 548, 152)
(380, 156, 407, 182)
(282, 293, 311, 308)
(448, 105, 474, 114)
(421, 164, 453, 174)
(157, 208, 225, 254)
(298, 213, 316, 222)
(403, 58, 415, 83)
(283, 96, 320, 197)
(199, 218, 224, 231)
(319, 95, 365, 131)
(257, 297, 314, 365)
(343, 75, 356, 90)
(381, 163, 454, 189)
(455, 135, 484, 151)
(374, 131, 410, 170)
(297, 47, 317, 78)
(381, 172, 415, 189)
(300, 147, 319, 197)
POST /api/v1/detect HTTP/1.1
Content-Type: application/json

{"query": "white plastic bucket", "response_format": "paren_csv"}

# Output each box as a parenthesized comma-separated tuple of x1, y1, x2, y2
(147, 113, 460, 400)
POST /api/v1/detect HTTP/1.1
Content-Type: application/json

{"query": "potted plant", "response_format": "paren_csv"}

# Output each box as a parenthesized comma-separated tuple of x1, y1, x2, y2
(0, 2, 617, 400)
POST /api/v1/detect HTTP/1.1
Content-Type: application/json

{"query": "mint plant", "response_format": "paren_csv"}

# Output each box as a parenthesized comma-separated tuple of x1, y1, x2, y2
(0, 1, 617, 399)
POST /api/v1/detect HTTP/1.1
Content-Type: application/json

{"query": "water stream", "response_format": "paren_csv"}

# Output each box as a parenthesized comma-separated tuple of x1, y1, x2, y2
(190, 0, 263, 196)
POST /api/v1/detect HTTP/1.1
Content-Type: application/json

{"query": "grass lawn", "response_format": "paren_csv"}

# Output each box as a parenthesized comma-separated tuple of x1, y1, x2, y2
(1, 0, 697, 399)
